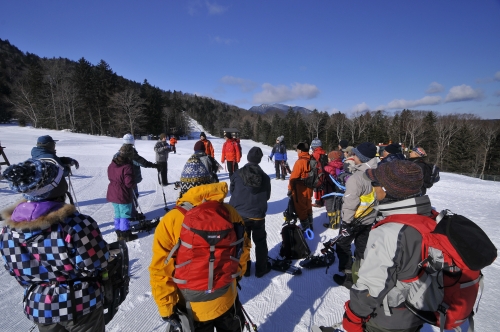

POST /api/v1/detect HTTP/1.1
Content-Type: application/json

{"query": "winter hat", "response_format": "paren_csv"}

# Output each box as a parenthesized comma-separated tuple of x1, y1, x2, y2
(224, 132, 232, 139)
(194, 140, 205, 152)
(37, 135, 58, 146)
(328, 151, 343, 161)
(384, 143, 401, 155)
(276, 136, 284, 143)
(180, 155, 214, 194)
(2, 158, 68, 201)
(342, 146, 354, 154)
(293, 142, 309, 152)
(352, 142, 377, 163)
(412, 146, 427, 157)
(123, 133, 134, 145)
(200, 132, 206, 139)
(310, 138, 322, 149)
(247, 147, 263, 164)
(339, 139, 349, 149)
(366, 160, 423, 199)
(159, 133, 166, 140)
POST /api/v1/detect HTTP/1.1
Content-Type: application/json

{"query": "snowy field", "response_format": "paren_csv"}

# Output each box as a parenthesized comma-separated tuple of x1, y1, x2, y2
(0, 122, 499, 332)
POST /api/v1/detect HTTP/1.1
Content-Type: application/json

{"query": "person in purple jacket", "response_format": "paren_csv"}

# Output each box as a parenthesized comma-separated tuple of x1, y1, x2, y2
(107, 144, 137, 242)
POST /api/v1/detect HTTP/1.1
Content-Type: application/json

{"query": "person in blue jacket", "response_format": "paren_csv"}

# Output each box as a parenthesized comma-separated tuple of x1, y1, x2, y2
(269, 135, 287, 180)
(229, 147, 272, 277)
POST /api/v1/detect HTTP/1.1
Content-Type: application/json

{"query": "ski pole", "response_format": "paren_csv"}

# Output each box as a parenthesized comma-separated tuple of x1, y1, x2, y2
(157, 168, 169, 211)
(240, 305, 258, 331)
(67, 174, 80, 213)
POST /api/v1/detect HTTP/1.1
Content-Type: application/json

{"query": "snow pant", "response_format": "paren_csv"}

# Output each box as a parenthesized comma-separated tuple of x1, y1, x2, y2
(291, 182, 313, 221)
(274, 160, 285, 179)
(36, 306, 105, 332)
(365, 321, 423, 332)
(226, 161, 239, 177)
(193, 297, 245, 332)
(336, 224, 371, 272)
(158, 161, 168, 185)
(171, 145, 176, 153)
(313, 188, 324, 206)
(324, 195, 343, 228)
(112, 203, 133, 231)
(243, 218, 269, 275)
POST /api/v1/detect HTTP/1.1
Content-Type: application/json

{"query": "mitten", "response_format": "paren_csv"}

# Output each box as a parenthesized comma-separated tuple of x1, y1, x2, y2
(71, 159, 79, 169)
(287, 190, 292, 197)
(342, 300, 368, 332)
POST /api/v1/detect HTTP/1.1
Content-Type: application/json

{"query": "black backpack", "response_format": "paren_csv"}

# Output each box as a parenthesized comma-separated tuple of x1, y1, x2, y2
(421, 161, 440, 188)
(302, 154, 328, 189)
(279, 224, 311, 259)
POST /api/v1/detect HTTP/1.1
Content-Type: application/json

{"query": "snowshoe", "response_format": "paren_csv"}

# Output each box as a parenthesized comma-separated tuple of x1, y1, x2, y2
(268, 256, 302, 275)
(311, 326, 343, 332)
(299, 253, 335, 269)
(129, 217, 160, 233)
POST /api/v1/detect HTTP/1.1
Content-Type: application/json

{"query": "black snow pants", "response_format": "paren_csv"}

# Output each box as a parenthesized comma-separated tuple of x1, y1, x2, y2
(243, 218, 269, 275)
(336, 224, 371, 272)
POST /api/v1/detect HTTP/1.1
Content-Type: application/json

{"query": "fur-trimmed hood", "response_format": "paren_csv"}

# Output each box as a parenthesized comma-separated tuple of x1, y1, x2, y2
(1, 200, 76, 231)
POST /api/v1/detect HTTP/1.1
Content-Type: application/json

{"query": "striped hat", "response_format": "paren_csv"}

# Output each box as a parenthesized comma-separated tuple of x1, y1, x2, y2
(179, 154, 213, 194)
(366, 160, 423, 199)
(412, 146, 427, 157)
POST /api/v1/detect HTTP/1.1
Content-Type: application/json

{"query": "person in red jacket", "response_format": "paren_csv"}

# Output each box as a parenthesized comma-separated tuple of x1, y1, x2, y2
(322, 150, 344, 229)
(169, 136, 177, 154)
(310, 138, 327, 208)
(200, 132, 214, 157)
(221, 132, 241, 177)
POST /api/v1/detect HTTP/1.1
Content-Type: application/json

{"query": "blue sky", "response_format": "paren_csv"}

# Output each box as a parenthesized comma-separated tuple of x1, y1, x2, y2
(2, 0, 500, 119)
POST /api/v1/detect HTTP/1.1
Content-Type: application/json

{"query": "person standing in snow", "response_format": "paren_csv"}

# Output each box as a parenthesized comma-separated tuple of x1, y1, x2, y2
(288, 141, 314, 231)
(107, 144, 138, 242)
(322, 150, 344, 229)
(310, 137, 327, 208)
(154, 133, 171, 186)
(334, 142, 378, 289)
(379, 143, 406, 164)
(193, 140, 220, 183)
(269, 135, 288, 180)
(169, 135, 177, 154)
(407, 145, 439, 195)
(342, 146, 356, 173)
(338, 139, 349, 152)
(221, 132, 241, 177)
(229, 147, 272, 278)
(199, 131, 215, 157)
(149, 154, 250, 331)
(1, 159, 109, 332)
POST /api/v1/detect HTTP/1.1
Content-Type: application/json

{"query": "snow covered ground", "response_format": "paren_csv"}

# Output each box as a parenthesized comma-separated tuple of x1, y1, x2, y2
(0, 123, 499, 332)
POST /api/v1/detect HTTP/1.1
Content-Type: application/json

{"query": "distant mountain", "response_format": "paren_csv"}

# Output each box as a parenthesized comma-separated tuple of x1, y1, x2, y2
(248, 103, 312, 115)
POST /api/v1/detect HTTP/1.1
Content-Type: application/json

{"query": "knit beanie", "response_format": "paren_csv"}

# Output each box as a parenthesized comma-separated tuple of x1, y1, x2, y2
(352, 142, 377, 163)
(412, 146, 427, 157)
(310, 138, 322, 149)
(200, 132, 206, 139)
(277, 136, 284, 143)
(224, 132, 232, 139)
(366, 160, 423, 199)
(384, 143, 401, 155)
(180, 155, 214, 194)
(247, 147, 263, 164)
(328, 151, 343, 161)
(123, 133, 134, 145)
(2, 158, 68, 201)
(339, 139, 349, 149)
(194, 140, 205, 152)
(293, 142, 309, 152)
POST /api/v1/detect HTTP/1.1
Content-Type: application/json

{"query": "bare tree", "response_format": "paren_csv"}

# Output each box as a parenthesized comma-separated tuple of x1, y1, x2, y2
(110, 89, 145, 135)
(8, 80, 40, 127)
(405, 110, 428, 147)
(304, 110, 323, 140)
(329, 112, 347, 144)
(434, 114, 461, 166)
(478, 120, 500, 179)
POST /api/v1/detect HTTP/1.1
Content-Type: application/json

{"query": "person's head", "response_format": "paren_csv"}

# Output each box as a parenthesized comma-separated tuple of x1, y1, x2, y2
(293, 142, 309, 153)
(366, 160, 423, 201)
(159, 133, 167, 141)
(224, 132, 232, 140)
(338, 139, 349, 151)
(410, 146, 427, 158)
(2, 158, 68, 202)
(276, 136, 284, 144)
(342, 146, 354, 157)
(200, 132, 207, 141)
(352, 142, 377, 164)
(384, 143, 401, 157)
(179, 155, 214, 195)
(310, 138, 322, 150)
(328, 150, 343, 162)
(123, 133, 134, 145)
(247, 146, 263, 164)
(36, 135, 58, 152)
(116, 144, 134, 164)
(193, 140, 205, 152)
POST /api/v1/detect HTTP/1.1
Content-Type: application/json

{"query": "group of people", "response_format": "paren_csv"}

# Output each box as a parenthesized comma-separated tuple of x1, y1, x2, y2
(0, 130, 443, 332)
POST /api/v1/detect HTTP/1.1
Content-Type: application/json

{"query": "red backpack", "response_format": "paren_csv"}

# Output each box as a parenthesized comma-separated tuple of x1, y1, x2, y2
(374, 210, 497, 331)
(166, 201, 244, 302)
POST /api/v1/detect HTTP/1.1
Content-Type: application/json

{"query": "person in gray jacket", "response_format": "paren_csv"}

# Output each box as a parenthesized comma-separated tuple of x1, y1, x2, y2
(154, 133, 171, 186)
(334, 142, 378, 289)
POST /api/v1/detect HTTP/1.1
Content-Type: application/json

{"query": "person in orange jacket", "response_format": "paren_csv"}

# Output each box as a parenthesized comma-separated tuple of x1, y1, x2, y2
(221, 132, 241, 177)
(200, 132, 214, 157)
(169, 136, 177, 154)
(287, 141, 314, 231)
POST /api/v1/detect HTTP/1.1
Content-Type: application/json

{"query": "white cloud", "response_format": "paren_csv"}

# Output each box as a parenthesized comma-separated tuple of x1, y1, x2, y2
(220, 76, 257, 92)
(206, 1, 228, 15)
(426, 82, 444, 94)
(444, 84, 484, 103)
(212, 36, 237, 45)
(495, 71, 500, 81)
(384, 96, 442, 109)
(252, 82, 320, 104)
(351, 102, 371, 113)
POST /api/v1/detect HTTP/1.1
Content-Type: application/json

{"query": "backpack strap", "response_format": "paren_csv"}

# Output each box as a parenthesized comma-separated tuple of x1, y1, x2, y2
(164, 203, 196, 265)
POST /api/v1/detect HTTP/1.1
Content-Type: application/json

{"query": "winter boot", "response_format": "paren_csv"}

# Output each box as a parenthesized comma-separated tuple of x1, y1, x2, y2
(300, 219, 311, 231)
(122, 230, 138, 242)
(244, 261, 251, 277)
(333, 272, 353, 289)
(323, 212, 340, 229)
(308, 215, 314, 231)
(255, 262, 272, 278)
(115, 230, 122, 240)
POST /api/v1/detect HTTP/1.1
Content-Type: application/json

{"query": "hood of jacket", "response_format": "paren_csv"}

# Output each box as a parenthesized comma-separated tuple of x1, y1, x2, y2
(352, 157, 378, 173)
(177, 182, 228, 207)
(238, 164, 264, 188)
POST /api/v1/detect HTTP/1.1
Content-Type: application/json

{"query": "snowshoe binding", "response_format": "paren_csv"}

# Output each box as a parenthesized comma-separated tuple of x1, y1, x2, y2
(129, 217, 160, 233)
(268, 256, 302, 275)
(299, 252, 335, 269)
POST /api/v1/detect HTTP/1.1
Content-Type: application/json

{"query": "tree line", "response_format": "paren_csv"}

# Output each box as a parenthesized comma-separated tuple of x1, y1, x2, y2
(1, 38, 499, 177)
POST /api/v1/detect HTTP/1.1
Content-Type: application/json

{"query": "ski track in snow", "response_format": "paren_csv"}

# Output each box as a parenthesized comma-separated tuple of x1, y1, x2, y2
(1, 122, 499, 332)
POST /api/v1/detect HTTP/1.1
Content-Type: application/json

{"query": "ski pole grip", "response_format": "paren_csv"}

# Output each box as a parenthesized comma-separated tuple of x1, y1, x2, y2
(304, 228, 314, 240)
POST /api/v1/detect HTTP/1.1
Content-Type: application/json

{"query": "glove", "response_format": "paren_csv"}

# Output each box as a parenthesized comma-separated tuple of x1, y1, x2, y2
(269, 155, 272, 161)
(155, 163, 161, 170)
(287, 190, 292, 197)
(71, 159, 79, 169)
(340, 221, 353, 237)
(342, 300, 368, 332)
(146, 162, 156, 169)
(162, 314, 183, 332)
